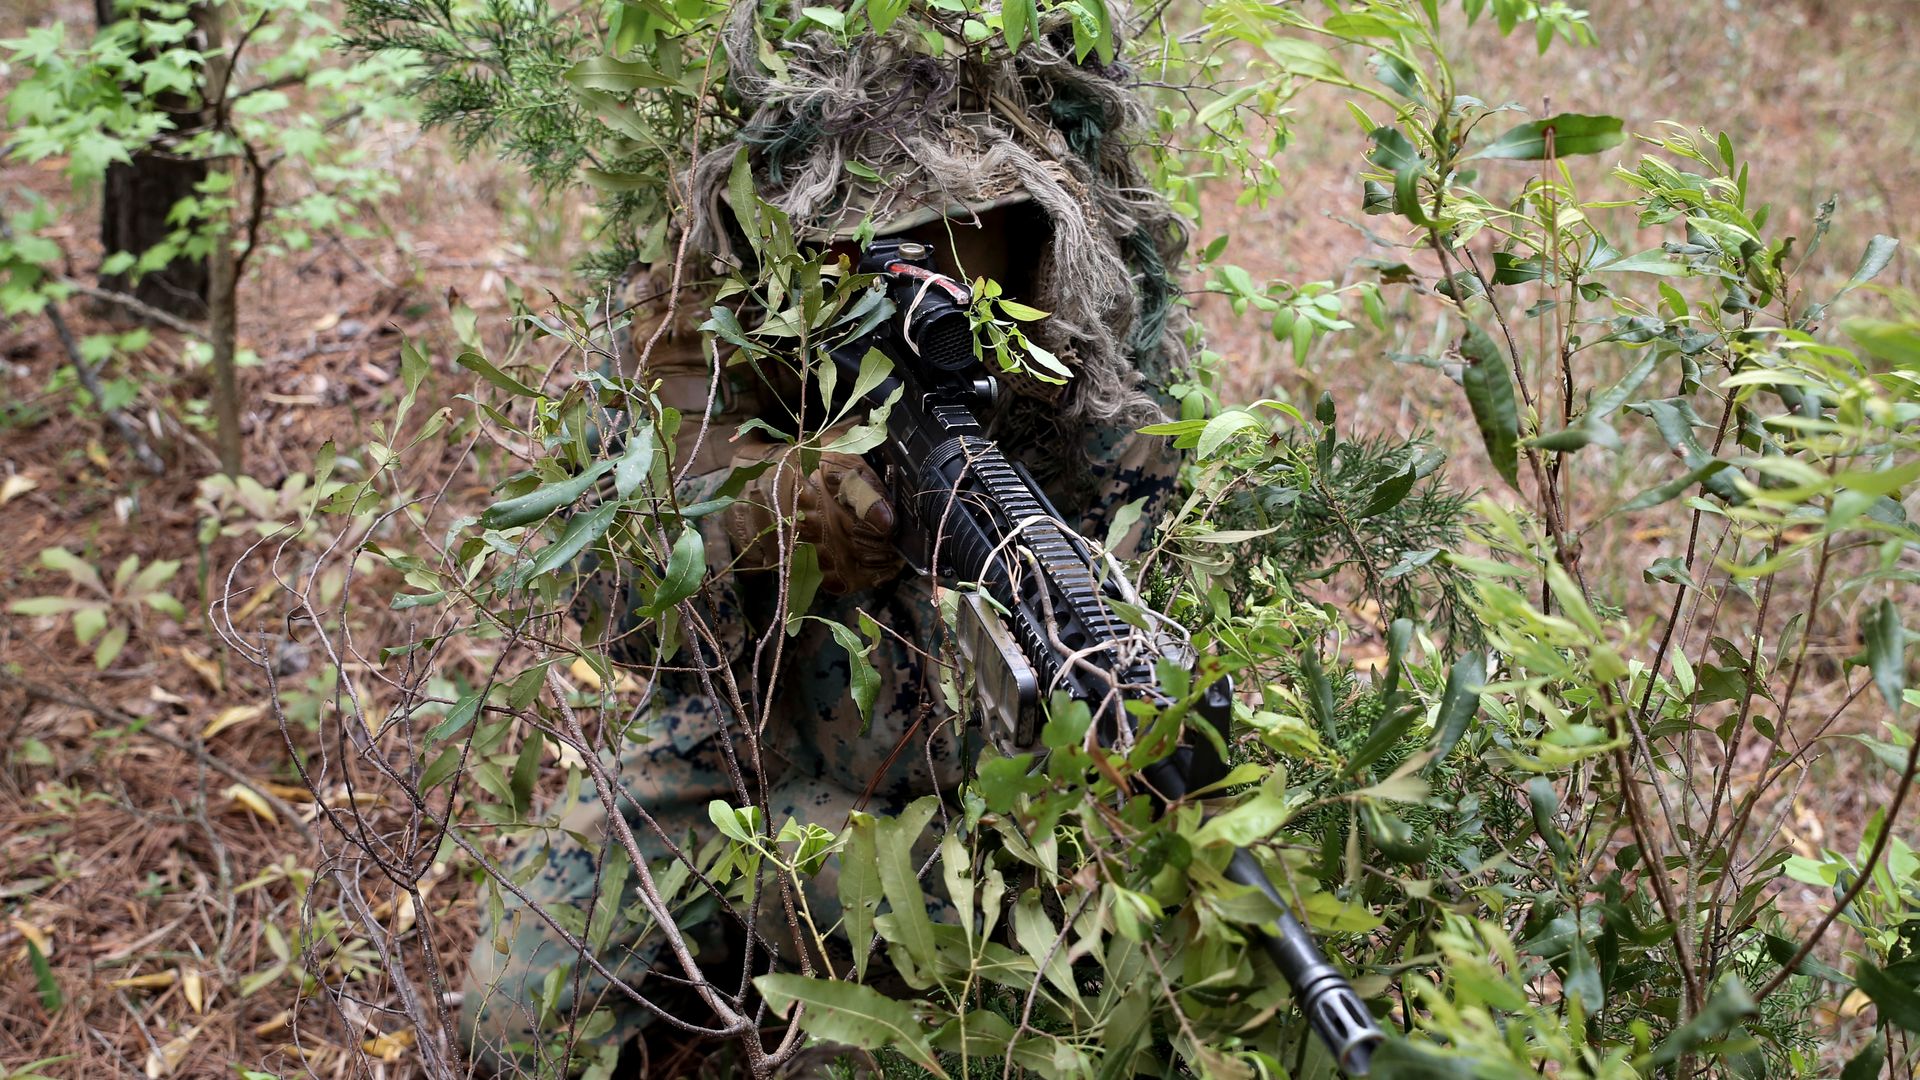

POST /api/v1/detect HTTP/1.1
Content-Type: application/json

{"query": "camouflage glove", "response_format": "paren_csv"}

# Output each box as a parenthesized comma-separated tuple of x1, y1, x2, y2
(725, 441, 902, 595)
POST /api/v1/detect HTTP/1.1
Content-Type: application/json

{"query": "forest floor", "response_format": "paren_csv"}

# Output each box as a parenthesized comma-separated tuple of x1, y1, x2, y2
(2, 0, 1917, 1076)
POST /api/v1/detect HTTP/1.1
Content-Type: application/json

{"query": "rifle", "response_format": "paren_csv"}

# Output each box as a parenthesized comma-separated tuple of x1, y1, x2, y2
(831, 238, 1386, 1076)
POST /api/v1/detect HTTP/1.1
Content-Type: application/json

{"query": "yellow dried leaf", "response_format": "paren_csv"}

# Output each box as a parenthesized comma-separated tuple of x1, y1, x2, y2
(0, 474, 38, 506)
(149, 685, 188, 706)
(143, 1023, 204, 1078)
(260, 781, 313, 802)
(110, 970, 180, 991)
(180, 968, 205, 1014)
(225, 784, 278, 825)
(233, 582, 279, 623)
(11, 918, 53, 961)
(178, 651, 224, 693)
(1842, 987, 1872, 1017)
(568, 657, 604, 691)
(361, 1028, 414, 1063)
(202, 703, 267, 740)
(252, 1010, 292, 1037)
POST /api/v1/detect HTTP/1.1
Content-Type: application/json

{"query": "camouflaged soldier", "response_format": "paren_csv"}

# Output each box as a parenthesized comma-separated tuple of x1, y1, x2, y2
(459, 7, 1194, 1072)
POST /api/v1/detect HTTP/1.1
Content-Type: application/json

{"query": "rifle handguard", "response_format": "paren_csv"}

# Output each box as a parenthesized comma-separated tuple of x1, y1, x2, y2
(838, 239, 1386, 1076)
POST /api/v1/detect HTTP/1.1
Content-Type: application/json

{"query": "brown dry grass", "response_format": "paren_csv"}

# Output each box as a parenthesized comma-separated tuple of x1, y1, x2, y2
(1, 0, 1916, 1075)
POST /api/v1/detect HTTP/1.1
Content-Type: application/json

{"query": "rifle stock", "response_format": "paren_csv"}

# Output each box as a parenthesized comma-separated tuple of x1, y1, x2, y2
(836, 238, 1385, 1075)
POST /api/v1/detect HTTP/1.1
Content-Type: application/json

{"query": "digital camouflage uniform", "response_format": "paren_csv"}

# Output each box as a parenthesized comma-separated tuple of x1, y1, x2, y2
(458, 270, 1184, 1072)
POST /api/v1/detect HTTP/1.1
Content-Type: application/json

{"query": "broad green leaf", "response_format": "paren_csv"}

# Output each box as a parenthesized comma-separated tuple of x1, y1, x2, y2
(456, 351, 538, 397)
(1843, 234, 1900, 292)
(1459, 323, 1520, 488)
(1471, 113, 1625, 160)
(1368, 126, 1432, 225)
(509, 730, 542, 818)
(643, 526, 707, 617)
(1195, 410, 1264, 460)
(527, 501, 618, 579)
(9, 597, 97, 615)
(614, 422, 656, 499)
(1425, 651, 1485, 771)
(482, 462, 614, 529)
(1646, 979, 1757, 1067)
(783, 544, 823, 636)
(426, 689, 484, 743)
(38, 548, 103, 594)
(93, 623, 128, 669)
(564, 55, 680, 92)
(874, 795, 941, 971)
(840, 812, 882, 980)
(820, 616, 880, 727)
(1855, 962, 1920, 1033)
(754, 974, 946, 1076)
(1617, 460, 1731, 513)
(1866, 598, 1907, 712)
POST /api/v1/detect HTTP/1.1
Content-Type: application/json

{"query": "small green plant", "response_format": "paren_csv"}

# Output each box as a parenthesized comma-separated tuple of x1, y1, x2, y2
(9, 547, 185, 668)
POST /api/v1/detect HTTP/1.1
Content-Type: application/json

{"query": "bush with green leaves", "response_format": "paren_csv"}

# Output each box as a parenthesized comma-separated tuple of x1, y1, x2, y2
(242, 1, 1920, 1078)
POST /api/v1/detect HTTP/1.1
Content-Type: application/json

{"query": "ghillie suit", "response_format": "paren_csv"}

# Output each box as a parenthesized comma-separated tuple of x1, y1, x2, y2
(683, 1, 1194, 427)
(459, 5, 1197, 1073)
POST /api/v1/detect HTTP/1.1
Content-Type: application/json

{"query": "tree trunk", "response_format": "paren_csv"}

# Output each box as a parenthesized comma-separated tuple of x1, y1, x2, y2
(95, 0, 210, 320)
(198, 0, 242, 476)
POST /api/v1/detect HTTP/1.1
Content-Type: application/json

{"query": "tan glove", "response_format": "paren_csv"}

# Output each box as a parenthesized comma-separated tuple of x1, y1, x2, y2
(725, 442, 902, 595)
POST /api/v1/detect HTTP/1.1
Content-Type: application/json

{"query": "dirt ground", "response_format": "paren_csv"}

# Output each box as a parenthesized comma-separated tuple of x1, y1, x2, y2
(2, 0, 1916, 1075)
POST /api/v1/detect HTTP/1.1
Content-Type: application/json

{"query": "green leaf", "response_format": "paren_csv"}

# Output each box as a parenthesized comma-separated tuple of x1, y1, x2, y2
(614, 422, 656, 499)
(1346, 705, 1417, 778)
(93, 622, 128, 669)
(783, 543, 823, 635)
(1866, 598, 1907, 712)
(564, 55, 680, 92)
(643, 525, 706, 617)
(840, 812, 882, 980)
(25, 938, 60, 1013)
(456, 351, 537, 397)
(1359, 465, 1417, 518)
(1368, 126, 1432, 226)
(874, 795, 941, 970)
(753, 974, 946, 1076)
(1000, 0, 1037, 50)
(1195, 410, 1264, 460)
(1844, 234, 1900, 292)
(509, 730, 543, 819)
(528, 501, 618, 579)
(38, 547, 103, 594)
(821, 616, 880, 727)
(1425, 651, 1485, 771)
(1470, 113, 1625, 160)
(1647, 979, 1757, 1067)
(482, 462, 614, 529)
(8, 597, 97, 615)
(1857, 962, 1920, 1033)
(1459, 322, 1520, 488)
(1617, 460, 1731, 513)
(869, 0, 908, 33)
(427, 689, 484, 743)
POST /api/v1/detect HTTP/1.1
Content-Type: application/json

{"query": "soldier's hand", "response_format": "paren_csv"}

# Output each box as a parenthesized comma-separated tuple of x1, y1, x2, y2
(726, 443, 902, 595)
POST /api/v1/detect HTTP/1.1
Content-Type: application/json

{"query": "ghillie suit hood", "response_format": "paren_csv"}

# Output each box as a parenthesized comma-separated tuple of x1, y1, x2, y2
(682, 1, 1192, 427)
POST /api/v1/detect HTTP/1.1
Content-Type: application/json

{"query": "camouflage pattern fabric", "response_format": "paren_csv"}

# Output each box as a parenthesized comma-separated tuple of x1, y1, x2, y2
(457, 278, 1181, 1074)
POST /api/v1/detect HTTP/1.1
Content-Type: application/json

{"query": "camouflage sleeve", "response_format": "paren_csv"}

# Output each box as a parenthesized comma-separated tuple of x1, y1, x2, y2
(1073, 419, 1184, 560)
